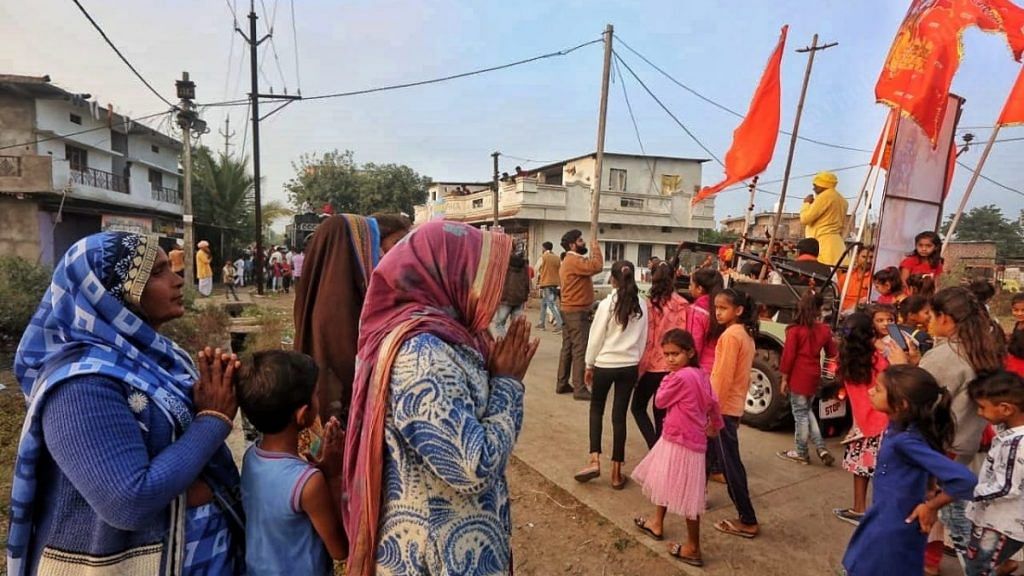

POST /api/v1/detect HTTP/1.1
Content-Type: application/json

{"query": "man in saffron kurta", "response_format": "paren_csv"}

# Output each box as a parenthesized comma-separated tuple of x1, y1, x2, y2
(800, 171, 849, 266)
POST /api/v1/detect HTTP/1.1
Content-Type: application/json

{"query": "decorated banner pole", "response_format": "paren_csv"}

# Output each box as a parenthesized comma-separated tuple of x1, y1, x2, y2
(839, 160, 885, 311)
(590, 24, 614, 243)
(762, 33, 838, 278)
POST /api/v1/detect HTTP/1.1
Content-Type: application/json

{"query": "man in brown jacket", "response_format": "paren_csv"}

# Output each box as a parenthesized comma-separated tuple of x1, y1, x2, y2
(535, 241, 563, 332)
(556, 229, 603, 400)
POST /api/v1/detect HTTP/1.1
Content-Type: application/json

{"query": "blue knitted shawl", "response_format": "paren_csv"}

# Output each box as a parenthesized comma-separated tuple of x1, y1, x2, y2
(8, 233, 204, 575)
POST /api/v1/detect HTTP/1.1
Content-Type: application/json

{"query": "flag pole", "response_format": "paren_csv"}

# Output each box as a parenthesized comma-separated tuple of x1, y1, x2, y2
(839, 160, 884, 311)
(590, 24, 614, 244)
(739, 177, 759, 254)
(844, 113, 893, 237)
(762, 34, 837, 278)
(942, 123, 1000, 257)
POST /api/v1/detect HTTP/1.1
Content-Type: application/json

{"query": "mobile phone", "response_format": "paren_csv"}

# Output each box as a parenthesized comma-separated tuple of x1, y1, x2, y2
(887, 323, 909, 351)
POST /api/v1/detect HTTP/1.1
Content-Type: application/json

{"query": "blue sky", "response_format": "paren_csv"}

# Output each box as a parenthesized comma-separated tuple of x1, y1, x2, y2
(2, 0, 1021, 227)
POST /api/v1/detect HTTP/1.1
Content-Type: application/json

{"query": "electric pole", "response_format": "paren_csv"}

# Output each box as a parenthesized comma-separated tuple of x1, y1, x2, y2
(176, 72, 197, 291)
(589, 24, 614, 244)
(219, 116, 235, 158)
(491, 151, 500, 227)
(764, 34, 837, 270)
(236, 0, 299, 295)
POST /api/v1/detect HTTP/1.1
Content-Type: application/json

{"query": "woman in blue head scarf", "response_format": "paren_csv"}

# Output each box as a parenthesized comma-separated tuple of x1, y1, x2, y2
(8, 232, 244, 575)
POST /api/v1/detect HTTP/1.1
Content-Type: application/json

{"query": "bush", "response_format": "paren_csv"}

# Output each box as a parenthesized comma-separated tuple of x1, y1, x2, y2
(0, 257, 51, 344)
(160, 302, 232, 357)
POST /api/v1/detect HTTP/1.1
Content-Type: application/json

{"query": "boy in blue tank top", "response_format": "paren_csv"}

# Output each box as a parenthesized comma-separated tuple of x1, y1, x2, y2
(238, 350, 347, 575)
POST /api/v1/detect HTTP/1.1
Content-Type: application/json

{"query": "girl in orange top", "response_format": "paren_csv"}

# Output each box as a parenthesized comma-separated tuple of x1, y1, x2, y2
(709, 288, 760, 540)
(839, 247, 873, 313)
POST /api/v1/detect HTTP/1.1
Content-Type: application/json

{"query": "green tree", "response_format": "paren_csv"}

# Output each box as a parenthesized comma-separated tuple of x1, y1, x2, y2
(699, 228, 740, 244)
(942, 204, 1024, 258)
(285, 149, 431, 216)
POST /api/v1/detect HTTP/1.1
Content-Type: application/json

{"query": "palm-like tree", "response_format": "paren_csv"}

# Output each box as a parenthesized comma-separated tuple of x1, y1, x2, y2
(192, 147, 254, 258)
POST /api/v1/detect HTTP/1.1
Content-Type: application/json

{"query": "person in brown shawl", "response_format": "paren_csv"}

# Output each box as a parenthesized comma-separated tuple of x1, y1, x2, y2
(293, 213, 412, 432)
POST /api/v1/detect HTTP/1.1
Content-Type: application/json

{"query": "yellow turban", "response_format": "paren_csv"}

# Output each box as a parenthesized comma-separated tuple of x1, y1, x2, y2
(813, 171, 838, 189)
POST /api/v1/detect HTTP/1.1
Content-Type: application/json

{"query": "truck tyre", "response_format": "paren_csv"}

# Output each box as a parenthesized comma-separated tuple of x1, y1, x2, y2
(742, 356, 792, 430)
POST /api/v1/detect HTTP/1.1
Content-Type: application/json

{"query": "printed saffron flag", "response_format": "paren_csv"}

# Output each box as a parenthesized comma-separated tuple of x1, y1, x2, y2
(693, 26, 787, 205)
(876, 0, 1024, 144)
(998, 64, 1024, 126)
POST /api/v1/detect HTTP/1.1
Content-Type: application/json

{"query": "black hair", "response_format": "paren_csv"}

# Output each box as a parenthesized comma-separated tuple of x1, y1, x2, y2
(793, 289, 824, 328)
(968, 370, 1024, 411)
(648, 261, 676, 310)
(692, 268, 724, 341)
(905, 274, 936, 299)
(968, 279, 996, 305)
(661, 328, 700, 368)
(542, 241, 553, 251)
(910, 231, 944, 269)
(372, 213, 412, 239)
(610, 260, 643, 327)
(873, 266, 904, 295)
(1010, 293, 1024, 359)
(898, 294, 930, 323)
(796, 238, 820, 257)
(839, 312, 876, 384)
(560, 229, 583, 251)
(931, 287, 1003, 374)
(716, 288, 759, 338)
(238, 350, 319, 434)
(882, 365, 954, 453)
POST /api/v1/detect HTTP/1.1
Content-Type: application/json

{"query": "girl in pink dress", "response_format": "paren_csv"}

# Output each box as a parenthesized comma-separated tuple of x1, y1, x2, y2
(631, 329, 723, 567)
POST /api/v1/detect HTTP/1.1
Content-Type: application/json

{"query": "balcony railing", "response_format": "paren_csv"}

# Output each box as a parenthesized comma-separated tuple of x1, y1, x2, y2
(71, 167, 128, 193)
(151, 184, 182, 205)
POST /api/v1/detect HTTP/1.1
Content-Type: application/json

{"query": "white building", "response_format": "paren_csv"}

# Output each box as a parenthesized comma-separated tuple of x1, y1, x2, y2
(0, 74, 183, 265)
(415, 152, 715, 270)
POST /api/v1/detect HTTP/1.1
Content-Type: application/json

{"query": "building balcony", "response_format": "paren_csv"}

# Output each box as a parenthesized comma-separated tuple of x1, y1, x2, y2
(150, 184, 182, 205)
(70, 166, 128, 194)
(0, 154, 54, 193)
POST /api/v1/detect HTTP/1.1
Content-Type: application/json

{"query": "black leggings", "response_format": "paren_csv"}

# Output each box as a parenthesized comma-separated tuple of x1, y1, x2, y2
(631, 371, 668, 449)
(589, 365, 638, 462)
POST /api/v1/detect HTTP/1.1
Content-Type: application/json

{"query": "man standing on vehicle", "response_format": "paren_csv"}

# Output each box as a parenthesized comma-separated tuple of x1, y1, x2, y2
(800, 171, 849, 266)
(556, 229, 603, 400)
(535, 241, 563, 333)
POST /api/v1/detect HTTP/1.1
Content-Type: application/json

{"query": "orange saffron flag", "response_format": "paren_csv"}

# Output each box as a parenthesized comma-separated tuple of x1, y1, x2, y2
(693, 26, 787, 205)
(870, 109, 899, 170)
(998, 65, 1024, 126)
(876, 0, 1024, 144)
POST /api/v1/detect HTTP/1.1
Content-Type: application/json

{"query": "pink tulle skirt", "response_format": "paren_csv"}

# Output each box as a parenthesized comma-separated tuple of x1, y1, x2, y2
(631, 438, 706, 519)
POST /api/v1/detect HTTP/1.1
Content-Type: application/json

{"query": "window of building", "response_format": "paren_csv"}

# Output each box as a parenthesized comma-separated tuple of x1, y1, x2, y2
(610, 223, 623, 230)
(619, 197, 644, 209)
(661, 174, 682, 195)
(69, 113, 82, 125)
(472, 198, 484, 209)
(661, 226, 672, 234)
(609, 168, 627, 192)
(148, 169, 163, 189)
(605, 242, 625, 262)
(638, 243, 653, 265)
(65, 144, 87, 172)
(151, 145, 160, 154)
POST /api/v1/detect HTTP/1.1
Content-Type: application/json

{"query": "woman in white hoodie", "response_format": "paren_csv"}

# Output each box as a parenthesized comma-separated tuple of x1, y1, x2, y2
(575, 260, 648, 489)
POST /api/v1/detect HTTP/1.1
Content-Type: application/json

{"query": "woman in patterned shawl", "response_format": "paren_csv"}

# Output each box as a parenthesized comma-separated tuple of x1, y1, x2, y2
(343, 221, 539, 576)
(8, 232, 243, 575)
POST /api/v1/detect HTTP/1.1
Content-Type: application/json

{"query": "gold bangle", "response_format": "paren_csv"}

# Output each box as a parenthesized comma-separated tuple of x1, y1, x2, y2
(197, 410, 234, 428)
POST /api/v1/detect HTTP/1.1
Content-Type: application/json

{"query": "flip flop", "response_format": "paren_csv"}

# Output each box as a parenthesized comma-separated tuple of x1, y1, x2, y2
(669, 543, 704, 567)
(633, 516, 663, 541)
(612, 476, 629, 491)
(714, 518, 758, 539)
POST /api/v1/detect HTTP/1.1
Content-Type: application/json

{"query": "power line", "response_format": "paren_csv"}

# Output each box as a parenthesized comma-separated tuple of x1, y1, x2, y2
(614, 34, 873, 154)
(259, 0, 290, 93)
(499, 153, 559, 164)
(612, 54, 659, 195)
(0, 109, 175, 151)
(70, 0, 176, 109)
(222, 0, 239, 101)
(718, 163, 870, 193)
(300, 38, 603, 102)
(290, 0, 302, 94)
(956, 160, 1024, 198)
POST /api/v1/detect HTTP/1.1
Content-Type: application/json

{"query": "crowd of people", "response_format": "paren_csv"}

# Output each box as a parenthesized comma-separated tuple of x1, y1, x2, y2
(6, 206, 1024, 576)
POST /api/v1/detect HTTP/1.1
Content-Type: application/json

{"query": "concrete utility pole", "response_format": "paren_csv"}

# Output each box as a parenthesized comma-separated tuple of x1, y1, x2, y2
(219, 116, 235, 158)
(589, 24, 614, 244)
(176, 72, 197, 290)
(492, 151, 500, 227)
(763, 34, 837, 273)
